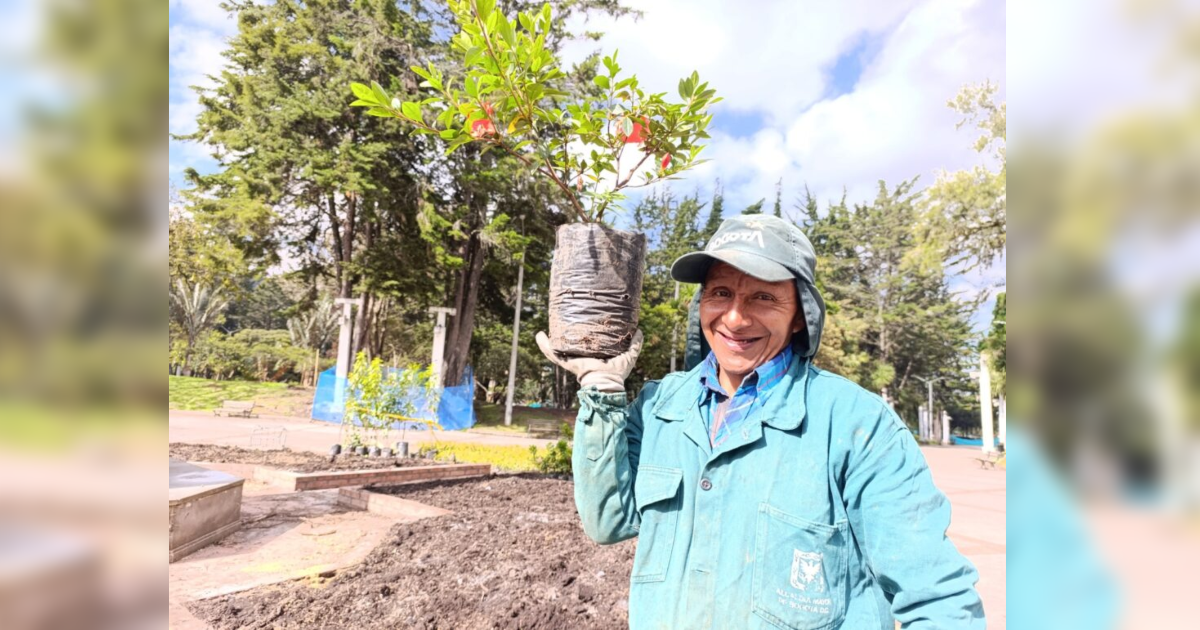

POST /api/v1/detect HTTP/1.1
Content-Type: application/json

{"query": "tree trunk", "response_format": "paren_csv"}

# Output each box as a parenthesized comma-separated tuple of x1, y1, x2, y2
(353, 292, 372, 358)
(443, 229, 485, 388)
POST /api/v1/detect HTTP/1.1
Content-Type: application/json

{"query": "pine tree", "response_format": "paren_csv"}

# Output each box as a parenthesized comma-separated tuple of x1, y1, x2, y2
(701, 179, 725, 240)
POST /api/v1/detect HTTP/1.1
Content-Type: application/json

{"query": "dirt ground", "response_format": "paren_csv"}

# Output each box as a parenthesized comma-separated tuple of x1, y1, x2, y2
(188, 474, 636, 630)
(169, 443, 445, 473)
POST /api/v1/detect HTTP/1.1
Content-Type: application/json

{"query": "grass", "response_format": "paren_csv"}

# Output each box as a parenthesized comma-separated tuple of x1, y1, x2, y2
(424, 441, 541, 472)
(169, 376, 314, 415)
(470, 402, 576, 435)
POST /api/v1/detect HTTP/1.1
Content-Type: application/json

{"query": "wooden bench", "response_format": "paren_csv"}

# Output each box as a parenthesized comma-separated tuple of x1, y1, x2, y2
(213, 400, 258, 418)
(526, 418, 561, 438)
(975, 452, 1004, 469)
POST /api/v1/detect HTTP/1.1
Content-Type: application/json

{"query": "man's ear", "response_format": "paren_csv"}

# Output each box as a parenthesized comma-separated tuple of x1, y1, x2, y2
(791, 306, 806, 335)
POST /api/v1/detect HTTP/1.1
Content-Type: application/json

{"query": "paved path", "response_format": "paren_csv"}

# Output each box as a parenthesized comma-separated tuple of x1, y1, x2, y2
(922, 445, 1007, 629)
(169, 410, 558, 453)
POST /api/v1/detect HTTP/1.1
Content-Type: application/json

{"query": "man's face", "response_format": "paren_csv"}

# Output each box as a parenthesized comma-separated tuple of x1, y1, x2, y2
(700, 262, 804, 386)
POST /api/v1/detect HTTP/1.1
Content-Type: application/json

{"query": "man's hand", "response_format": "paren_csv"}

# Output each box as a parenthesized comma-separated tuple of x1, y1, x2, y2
(535, 330, 644, 393)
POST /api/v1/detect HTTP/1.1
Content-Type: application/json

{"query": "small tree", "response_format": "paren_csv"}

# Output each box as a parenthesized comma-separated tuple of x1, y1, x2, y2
(346, 352, 442, 450)
(350, 0, 720, 222)
(169, 279, 230, 376)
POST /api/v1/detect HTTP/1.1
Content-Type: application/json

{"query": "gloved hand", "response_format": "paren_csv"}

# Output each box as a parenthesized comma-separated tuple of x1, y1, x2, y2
(535, 330, 644, 393)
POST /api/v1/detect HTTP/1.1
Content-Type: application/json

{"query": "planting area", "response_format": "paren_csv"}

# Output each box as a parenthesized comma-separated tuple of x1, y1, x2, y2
(188, 474, 636, 629)
(169, 443, 445, 473)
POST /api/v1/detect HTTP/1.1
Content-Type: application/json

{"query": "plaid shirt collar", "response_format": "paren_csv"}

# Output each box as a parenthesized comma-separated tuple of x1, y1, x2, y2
(698, 344, 794, 401)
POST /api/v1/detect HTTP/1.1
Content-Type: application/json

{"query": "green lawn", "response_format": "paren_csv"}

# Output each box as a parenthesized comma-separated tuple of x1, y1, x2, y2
(470, 402, 576, 435)
(169, 376, 313, 414)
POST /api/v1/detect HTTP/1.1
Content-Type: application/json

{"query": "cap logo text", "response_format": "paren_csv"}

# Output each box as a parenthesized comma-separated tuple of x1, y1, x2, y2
(707, 229, 764, 250)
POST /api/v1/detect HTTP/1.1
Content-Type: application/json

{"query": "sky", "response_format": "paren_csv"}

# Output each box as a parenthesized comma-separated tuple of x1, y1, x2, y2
(167, 0, 1007, 325)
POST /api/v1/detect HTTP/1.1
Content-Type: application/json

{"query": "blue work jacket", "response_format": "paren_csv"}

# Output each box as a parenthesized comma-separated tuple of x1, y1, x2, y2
(572, 354, 985, 629)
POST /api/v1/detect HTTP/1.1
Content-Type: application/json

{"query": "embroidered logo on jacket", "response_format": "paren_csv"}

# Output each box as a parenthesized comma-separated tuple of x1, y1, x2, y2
(789, 549, 825, 593)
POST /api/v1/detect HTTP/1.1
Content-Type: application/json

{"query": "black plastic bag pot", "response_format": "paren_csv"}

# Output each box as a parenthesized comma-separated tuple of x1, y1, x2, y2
(548, 223, 646, 358)
(329, 444, 342, 457)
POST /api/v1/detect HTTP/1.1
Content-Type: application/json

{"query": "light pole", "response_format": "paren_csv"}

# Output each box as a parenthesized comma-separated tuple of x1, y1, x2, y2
(913, 375, 944, 443)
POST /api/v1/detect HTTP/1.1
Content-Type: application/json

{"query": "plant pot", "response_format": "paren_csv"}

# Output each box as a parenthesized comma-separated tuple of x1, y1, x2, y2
(329, 444, 342, 457)
(370, 446, 382, 457)
(383, 448, 393, 458)
(396, 442, 409, 458)
(548, 223, 646, 358)
(356, 446, 368, 456)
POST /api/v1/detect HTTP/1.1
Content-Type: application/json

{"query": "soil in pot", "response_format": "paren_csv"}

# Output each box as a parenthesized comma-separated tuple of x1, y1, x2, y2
(548, 223, 646, 358)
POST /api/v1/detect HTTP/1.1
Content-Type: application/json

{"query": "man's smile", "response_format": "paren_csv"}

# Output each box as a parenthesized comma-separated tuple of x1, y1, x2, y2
(715, 330, 763, 352)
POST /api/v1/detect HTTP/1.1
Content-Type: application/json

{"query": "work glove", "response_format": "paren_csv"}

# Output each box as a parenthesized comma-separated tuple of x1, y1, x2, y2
(535, 330, 644, 394)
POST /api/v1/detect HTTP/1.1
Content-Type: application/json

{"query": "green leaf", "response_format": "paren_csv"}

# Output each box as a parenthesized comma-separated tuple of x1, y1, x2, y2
(496, 15, 516, 46)
(410, 66, 432, 82)
(475, 0, 494, 23)
(439, 129, 459, 140)
(349, 99, 375, 107)
(593, 75, 610, 90)
(366, 107, 393, 117)
(370, 81, 389, 105)
(518, 12, 534, 32)
(465, 76, 479, 98)
(351, 82, 375, 102)
(540, 3, 551, 26)
(622, 118, 633, 136)
(401, 101, 421, 121)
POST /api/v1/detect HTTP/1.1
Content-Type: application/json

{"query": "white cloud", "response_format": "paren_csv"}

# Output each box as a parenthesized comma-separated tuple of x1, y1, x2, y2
(170, 0, 238, 35)
(563, 0, 1004, 212)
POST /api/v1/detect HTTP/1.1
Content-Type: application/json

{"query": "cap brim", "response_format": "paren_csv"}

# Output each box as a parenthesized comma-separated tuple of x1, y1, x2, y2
(671, 250, 794, 283)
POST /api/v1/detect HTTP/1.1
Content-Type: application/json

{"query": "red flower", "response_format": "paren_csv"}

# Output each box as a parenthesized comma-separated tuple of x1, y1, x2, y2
(481, 102, 495, 116)
(471, 118, 496, 138)
(661, 153, 671, 169)
(621, 116, 650, 144)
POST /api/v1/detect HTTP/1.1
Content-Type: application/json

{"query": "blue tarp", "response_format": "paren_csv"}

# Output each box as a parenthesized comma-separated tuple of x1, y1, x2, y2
(951, 435, 1001, 447)
(311, 365, 475, 431)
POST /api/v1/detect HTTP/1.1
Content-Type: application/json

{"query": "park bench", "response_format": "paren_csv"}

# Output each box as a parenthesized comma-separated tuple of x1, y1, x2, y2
(975, 452, 1004, 469)
(213, 400, 258, 418)
(526, 418, 561, 438)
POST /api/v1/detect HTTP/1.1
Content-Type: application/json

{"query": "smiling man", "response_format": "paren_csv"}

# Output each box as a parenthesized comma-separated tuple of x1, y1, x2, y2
(536, 215, 985, 629)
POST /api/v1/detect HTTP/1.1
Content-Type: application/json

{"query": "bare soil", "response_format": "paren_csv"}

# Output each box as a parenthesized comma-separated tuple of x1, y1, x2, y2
(188, 474, 636, 629)
(169, 443, 445, 473)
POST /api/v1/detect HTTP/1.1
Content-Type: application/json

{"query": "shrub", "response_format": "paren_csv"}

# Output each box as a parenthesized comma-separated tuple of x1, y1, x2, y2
(530, 422, 573, 474)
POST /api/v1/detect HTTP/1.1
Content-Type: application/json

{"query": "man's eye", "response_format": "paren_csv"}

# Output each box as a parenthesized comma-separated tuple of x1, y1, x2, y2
(757, 294, 776, 301)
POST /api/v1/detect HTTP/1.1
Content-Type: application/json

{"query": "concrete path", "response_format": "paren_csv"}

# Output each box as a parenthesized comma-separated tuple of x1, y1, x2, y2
(169, 410, 557, 453)
(923, 445, 1007, 629)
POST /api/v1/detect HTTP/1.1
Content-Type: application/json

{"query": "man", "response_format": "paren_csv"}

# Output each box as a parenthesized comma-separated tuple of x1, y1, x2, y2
(536, 215, 985, 629)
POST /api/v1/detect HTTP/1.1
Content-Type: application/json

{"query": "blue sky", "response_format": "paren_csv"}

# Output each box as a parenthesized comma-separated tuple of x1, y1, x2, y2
(168, 0, 1007, 326)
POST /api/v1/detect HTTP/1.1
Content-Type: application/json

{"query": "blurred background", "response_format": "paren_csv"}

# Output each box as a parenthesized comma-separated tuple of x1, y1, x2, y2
(1009, 0, 1200, 628)
(0, 0, 163, 627)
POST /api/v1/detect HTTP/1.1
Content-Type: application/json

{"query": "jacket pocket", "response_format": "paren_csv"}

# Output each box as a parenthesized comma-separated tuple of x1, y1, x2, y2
(751, 504, 849, 630)
(630, 465, 683, 583)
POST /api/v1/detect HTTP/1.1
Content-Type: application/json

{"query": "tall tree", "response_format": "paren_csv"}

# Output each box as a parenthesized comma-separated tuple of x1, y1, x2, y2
(741, 198, 765, 215)
(772, 178, 783, 217)
(178, 0, 440, 369)
(701, 179, 724, 239)
(924, 81, 1006, 270)
(801, 181, 975, 421)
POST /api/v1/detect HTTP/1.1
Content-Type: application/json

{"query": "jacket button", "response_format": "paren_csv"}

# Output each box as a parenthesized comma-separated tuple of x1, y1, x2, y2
(700, 478, 713, 491)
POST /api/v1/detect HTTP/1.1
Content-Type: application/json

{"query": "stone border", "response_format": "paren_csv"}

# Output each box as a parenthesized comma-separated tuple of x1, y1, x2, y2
(253, 463, 491, 491)
(337, 487, 452, 520)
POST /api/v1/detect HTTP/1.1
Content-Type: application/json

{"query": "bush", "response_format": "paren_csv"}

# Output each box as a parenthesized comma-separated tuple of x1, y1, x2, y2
(530, 422, 573, 474)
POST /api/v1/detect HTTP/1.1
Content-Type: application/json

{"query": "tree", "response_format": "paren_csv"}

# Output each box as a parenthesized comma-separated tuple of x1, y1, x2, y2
(701, 179, 724, 240)
(800, 181, 976, 422)
(351, 0, 720, 222)
(924, 81, 1006, 270)
(178, 0, 442, 370)
(772, 178, 783, 217)
(741, 198, 765, 215)
(288, 300, 340, 385)
(170, 280, 231, 375)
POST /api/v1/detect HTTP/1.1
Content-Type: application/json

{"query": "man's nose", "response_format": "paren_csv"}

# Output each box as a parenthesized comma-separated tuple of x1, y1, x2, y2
(722, 301, 751, 329)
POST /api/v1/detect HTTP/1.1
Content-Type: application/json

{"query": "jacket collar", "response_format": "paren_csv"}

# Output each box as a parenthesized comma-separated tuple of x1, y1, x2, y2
(650, 352, 810, 431)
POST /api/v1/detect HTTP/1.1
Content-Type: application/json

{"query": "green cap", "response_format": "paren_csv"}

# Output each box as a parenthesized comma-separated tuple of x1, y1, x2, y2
(671, 215, 816, 285)
(672, 215, 826, 358)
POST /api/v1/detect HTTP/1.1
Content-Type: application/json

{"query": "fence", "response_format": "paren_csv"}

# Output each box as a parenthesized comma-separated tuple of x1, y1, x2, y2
(310, 365, 475, 431)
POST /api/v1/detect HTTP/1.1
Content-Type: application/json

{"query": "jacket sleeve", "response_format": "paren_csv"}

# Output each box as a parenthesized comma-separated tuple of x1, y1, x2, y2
(841, 406, 986, 629)
(571, 383, 655, 545)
